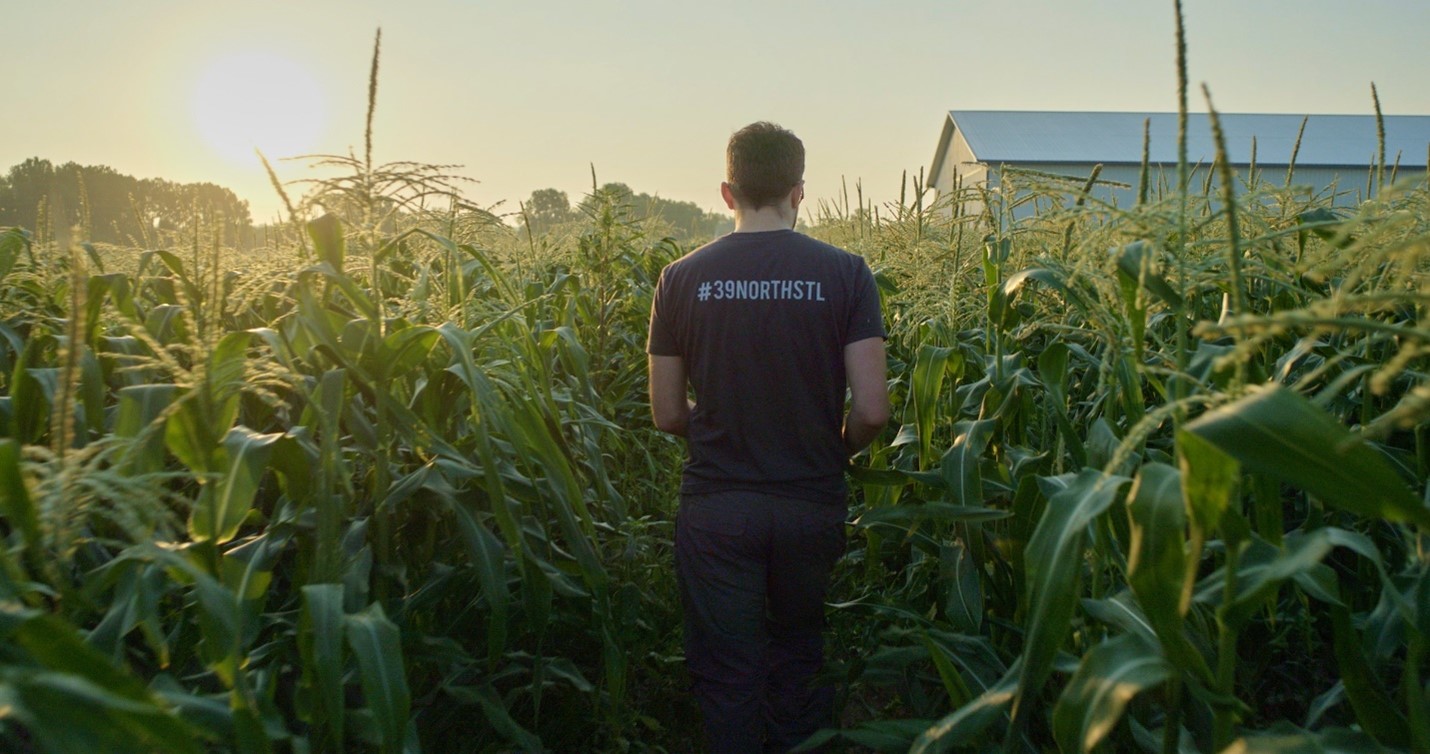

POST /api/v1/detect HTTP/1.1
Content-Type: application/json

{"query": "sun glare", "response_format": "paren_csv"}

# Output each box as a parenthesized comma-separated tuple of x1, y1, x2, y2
(190, 51, 327, 168)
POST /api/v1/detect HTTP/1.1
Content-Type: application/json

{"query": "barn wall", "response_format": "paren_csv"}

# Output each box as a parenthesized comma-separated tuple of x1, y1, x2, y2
(942, 161, 1425, 218)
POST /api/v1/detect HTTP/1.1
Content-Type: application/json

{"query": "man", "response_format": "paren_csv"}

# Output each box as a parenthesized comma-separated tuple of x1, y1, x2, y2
(646, 122, 890, 753)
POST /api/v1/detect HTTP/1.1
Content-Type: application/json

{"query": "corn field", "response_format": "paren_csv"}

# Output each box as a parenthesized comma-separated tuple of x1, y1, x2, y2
(4, 17, 1430, 754)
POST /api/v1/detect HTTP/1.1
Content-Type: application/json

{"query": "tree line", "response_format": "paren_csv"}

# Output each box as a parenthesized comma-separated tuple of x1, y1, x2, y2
(522, 183, 733, 242)
(0, 158, 255, 248)
(0, 159, 738, 251)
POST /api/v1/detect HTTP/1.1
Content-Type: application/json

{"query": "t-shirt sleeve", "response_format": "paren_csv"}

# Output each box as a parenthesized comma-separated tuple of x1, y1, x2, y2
(647, 268, 682, 356)
(845, 258, 886, 344)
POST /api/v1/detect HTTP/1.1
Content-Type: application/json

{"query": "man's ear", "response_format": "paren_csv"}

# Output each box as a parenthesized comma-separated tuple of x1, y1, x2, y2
(789, 181, 805, 210)
(720, 182, 738, 210)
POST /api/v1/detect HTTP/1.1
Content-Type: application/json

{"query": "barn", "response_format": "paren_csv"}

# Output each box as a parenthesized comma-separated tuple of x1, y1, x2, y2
(926, 111, 1430, 212)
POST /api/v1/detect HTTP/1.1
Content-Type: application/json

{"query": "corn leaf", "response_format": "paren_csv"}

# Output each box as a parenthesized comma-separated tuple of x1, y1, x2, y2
(306, 213, 345, 273)
(446, 493, 510, 661)
(1037, 341, 1087, 469)
(855, 503, 1009, 528)
(189, 427, 281, 544)
(941, 419, 995, 506)
(910, 345, 962, 467)
(0, 226, 27, 283)
(344, 602, 410, 754)
(1222, 724, 1390, 753)
(445, 683, 544, 752)
(0, 605, 202, 754)
(1185, 385, 1427, 527)
(921, 630, 975, 708)
(1127, 462, 1214, 683)
(300, 583, 346, 750)
(8, 337, 52, 443)
(1177, 429, 1239, 539)
(6, 672, 203, 754)
(1053, 632, 1171, 753)
(1112, 240, 1184, 311)
(940, 540, 984, 634)
(910, 659, 1022, 754)
(0, 439, 39, 549)
(1014, 469, 1129, 726)
(373, 324, 440, 380)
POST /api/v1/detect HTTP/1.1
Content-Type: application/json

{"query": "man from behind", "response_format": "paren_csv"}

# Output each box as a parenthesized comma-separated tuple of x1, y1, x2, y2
(647, 121, 890, 753)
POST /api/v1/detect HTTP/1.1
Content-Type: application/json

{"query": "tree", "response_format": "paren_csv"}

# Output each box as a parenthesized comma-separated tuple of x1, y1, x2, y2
(0, 159, 254, 247)
(574, 182, 732, 243)
(522, 188, 575, 236)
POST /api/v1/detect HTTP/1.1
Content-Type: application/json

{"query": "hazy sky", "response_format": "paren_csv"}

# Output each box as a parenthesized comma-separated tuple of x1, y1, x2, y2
(4, 0, 1428, 223)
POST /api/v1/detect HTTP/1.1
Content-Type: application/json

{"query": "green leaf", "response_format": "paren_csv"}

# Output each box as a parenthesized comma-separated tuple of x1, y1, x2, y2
(1053, 632, 1171, 753)
(1185, 385, 1427, 527)
(1002, 267, 1069, 299)
(910, 345, 963, 467)
(910, 660, 1022, 754)
(8, 336, 53, 443)
(446, 493, 510, 661)
(373, 325, 440, 380)
(445, 683, 545, 751)
(301, 584, 346, 750)
(1296, 207, 1356, 249)
(795, 720, 933, 752)
(344, 602, 410, 754)
(164, 392, 216, 475)
(1330, 603, 1409, 747)
(266, 431, 319, 503)
(921, 631, 975, 708)
(88, 272, 139, 323)
(0, 439, 40, 549)
(189, 427, 281, 544)
(940, 540, 984, 634)
(7, 672, 203, 754)
(1177, 429, 1240, 539)
(1126, 462, 1213, 682)
(1127, 463, 1189, 619)
(0, 605, 202, 754)
(1082, 592, 1157, 646)
(1222, 723, 1390, 753)
(306, 213, 346, 272)
(854, 502, 1010, 528)
(1038, 341, 1087, 469)
(941, 419, 995, 506)
(1194, 530, 1343, 630)
(1015, 469, 1128, 725)
(0, 226, 29, 283)
(1112, 240, 1184, 311)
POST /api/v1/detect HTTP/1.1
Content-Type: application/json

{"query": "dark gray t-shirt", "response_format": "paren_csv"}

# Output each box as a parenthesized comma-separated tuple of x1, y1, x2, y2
(647, 229, 885, 503)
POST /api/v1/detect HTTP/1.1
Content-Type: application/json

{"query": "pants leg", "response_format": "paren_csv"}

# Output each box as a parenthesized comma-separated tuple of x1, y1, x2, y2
(763, 498, 846, 753)
(677, 491, 847, 754)
(677, 492, 769, 754)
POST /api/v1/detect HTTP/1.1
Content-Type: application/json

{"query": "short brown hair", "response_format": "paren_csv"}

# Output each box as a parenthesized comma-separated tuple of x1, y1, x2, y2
(726, 122, 805, 209)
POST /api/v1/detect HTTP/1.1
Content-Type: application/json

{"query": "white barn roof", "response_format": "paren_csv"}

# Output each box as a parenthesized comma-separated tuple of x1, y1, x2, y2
(929, 110, 1430, 189)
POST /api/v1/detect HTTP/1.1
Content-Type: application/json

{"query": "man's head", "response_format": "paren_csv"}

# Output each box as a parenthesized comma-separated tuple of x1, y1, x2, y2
(725, 122, 805, 210)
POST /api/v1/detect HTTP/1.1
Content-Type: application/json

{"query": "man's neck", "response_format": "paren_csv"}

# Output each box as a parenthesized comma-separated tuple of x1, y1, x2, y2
(733, 206, 796, 233)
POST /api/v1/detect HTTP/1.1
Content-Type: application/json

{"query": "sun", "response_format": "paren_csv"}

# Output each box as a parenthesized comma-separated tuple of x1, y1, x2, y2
(190, 51, 327, 168)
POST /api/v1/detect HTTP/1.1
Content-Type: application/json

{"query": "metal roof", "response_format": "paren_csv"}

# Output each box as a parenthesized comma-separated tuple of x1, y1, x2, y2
(932, 110, 1430, 181)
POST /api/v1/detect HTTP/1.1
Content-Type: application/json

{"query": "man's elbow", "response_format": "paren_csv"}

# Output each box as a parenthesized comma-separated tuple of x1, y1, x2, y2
(851, 394, 890, 430)
(651, 408, 689, 436)
(850, 403, 889, 435)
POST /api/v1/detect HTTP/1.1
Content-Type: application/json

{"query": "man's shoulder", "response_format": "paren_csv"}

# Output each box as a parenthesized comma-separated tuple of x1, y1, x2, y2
(658, 231, 867, 279)
(789, 234, 872, 273)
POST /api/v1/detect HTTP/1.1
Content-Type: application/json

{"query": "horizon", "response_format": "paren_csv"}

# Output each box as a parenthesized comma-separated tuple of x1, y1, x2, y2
(4, 0, 1429, 225)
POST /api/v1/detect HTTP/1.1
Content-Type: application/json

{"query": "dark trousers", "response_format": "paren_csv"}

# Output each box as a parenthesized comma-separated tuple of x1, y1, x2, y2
(675, 490, 847, 754)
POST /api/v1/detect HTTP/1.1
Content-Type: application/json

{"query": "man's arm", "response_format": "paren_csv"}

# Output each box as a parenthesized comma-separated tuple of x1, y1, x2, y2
(648, 354, 692, 437)
(842, 336, 890, 453)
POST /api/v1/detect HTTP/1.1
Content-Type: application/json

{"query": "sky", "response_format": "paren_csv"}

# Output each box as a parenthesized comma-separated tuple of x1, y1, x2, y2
(4, 0, 1428, 224)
